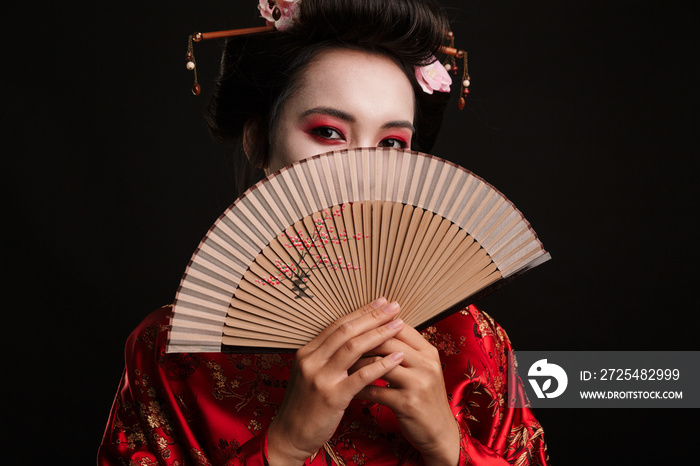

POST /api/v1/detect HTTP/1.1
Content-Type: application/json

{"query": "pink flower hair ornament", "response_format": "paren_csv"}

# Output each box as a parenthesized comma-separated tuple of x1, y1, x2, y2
(258, 0, 300, 32)
(415, 57, 452, 94)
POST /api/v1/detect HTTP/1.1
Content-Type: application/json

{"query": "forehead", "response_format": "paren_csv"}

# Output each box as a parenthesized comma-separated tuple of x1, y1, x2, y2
(287, 48, 415, 121)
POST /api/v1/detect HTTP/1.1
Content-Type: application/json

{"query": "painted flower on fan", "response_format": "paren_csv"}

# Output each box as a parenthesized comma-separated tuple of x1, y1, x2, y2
(258, 0, 301, 31)
(415, 57, 452, 94)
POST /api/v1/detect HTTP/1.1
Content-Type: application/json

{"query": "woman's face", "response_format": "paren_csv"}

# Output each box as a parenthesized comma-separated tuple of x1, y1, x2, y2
(264, 48, 416, 174)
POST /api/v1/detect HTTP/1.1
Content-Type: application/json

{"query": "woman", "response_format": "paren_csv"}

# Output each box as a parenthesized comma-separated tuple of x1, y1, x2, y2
(98, 1, 549, 465)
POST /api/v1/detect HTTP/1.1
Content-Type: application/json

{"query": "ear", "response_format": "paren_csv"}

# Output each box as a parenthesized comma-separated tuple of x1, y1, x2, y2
(241, 118, 257, 163)
(242, 117, 268, 169)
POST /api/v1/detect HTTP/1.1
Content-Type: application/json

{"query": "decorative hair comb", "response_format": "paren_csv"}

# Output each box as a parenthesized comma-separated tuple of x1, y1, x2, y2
(185, 1, 470, 109)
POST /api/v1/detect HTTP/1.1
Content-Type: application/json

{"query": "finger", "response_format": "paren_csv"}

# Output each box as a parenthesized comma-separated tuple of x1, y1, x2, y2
(354, 383, 397, 407)
(303, 298, 388, 353)
(313, 301, 401, 361)
(361, 323, 435, 362)
(392, 324, 436, 352)
(370, 363, 411, 387)
(363, 337, 422, 367)
(348, 355, 381, 375)
(343, 351, 404, 395)
(353, 363, 418, 403)
(326, 316, 405, 370)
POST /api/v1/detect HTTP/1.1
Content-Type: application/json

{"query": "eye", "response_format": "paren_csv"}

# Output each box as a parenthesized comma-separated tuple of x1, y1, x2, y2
(309, 126, 345, 141)
(378, 137, 408, 149)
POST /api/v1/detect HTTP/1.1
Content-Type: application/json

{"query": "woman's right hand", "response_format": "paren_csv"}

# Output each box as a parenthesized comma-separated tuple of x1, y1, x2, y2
(266, 298, 405, 466)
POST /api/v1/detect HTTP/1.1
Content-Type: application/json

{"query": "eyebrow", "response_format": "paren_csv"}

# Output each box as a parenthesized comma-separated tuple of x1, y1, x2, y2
(301, 106, 415, 133)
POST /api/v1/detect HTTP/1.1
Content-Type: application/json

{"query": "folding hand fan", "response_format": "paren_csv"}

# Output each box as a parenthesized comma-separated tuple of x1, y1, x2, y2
(166, 148, 550, 353)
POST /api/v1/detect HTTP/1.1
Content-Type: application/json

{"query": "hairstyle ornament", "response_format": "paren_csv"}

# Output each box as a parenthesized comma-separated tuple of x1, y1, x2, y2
(415, 55, 452, 94)
(186, 0, 470, 108)
(258, 0, 301, 31)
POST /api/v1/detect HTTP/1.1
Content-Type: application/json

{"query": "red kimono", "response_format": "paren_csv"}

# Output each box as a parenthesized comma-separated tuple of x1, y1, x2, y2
(98, 304, 548, 465)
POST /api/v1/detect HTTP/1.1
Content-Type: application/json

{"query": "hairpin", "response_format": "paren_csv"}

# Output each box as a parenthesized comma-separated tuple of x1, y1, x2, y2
(186, 2, 470, 109)
(413, 34, 469, 109)
(442, 32, 470, 110)
(186, 26, 275, 95)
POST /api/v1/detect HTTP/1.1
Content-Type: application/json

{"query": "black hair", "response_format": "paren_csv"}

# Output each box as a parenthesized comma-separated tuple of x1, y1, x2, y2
(206, 0, 453, 191)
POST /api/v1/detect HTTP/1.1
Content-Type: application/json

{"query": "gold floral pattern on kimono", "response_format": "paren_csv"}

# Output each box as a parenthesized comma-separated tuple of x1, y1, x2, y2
(99, 304, 549, 465)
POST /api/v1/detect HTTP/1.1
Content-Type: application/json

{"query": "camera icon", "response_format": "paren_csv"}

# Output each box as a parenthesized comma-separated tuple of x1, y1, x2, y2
(528, 359, 568, 399)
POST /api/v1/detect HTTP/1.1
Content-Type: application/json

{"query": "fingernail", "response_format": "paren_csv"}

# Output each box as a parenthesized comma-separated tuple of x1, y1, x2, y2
(391, 351, 404, 361)
(383, 301, 399, 314)
(387, 318, 403, 329)
(371, 297, 387, 308)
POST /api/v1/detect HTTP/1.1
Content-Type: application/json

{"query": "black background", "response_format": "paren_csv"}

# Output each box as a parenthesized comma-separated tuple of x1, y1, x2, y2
(5, 1, 697, 464)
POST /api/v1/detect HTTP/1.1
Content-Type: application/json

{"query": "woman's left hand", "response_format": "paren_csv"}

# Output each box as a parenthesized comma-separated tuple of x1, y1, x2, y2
(354, 323, 461, 466)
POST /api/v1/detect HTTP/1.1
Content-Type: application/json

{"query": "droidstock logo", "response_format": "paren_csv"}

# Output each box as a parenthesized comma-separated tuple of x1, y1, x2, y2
(528, 359, 568, 399)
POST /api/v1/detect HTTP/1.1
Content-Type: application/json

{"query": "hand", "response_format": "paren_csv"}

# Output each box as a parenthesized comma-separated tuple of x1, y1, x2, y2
(267, 298, 406, 466)
(355, 322, 461, 466)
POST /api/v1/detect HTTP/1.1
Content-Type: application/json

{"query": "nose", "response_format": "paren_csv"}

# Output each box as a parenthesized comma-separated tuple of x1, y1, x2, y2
(348, 134, 376, 149)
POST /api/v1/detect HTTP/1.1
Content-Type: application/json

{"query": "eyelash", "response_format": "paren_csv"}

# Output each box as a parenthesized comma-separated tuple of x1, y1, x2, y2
(309, 126, 409, 149)
(309, 126, 344, 142)
(378, 138, 408, 149)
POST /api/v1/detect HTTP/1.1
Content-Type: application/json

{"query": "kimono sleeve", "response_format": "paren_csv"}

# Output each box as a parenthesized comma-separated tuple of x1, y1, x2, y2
(430, 306, 549, 466)
(97, 306, 269, 466)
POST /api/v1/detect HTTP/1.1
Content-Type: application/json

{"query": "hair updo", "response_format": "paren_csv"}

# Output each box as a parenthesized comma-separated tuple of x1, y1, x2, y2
(206, 0, 453, 190)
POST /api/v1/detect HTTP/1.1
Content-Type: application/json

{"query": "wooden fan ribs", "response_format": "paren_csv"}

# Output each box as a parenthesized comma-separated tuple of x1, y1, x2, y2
(167, 148, 549, 353)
